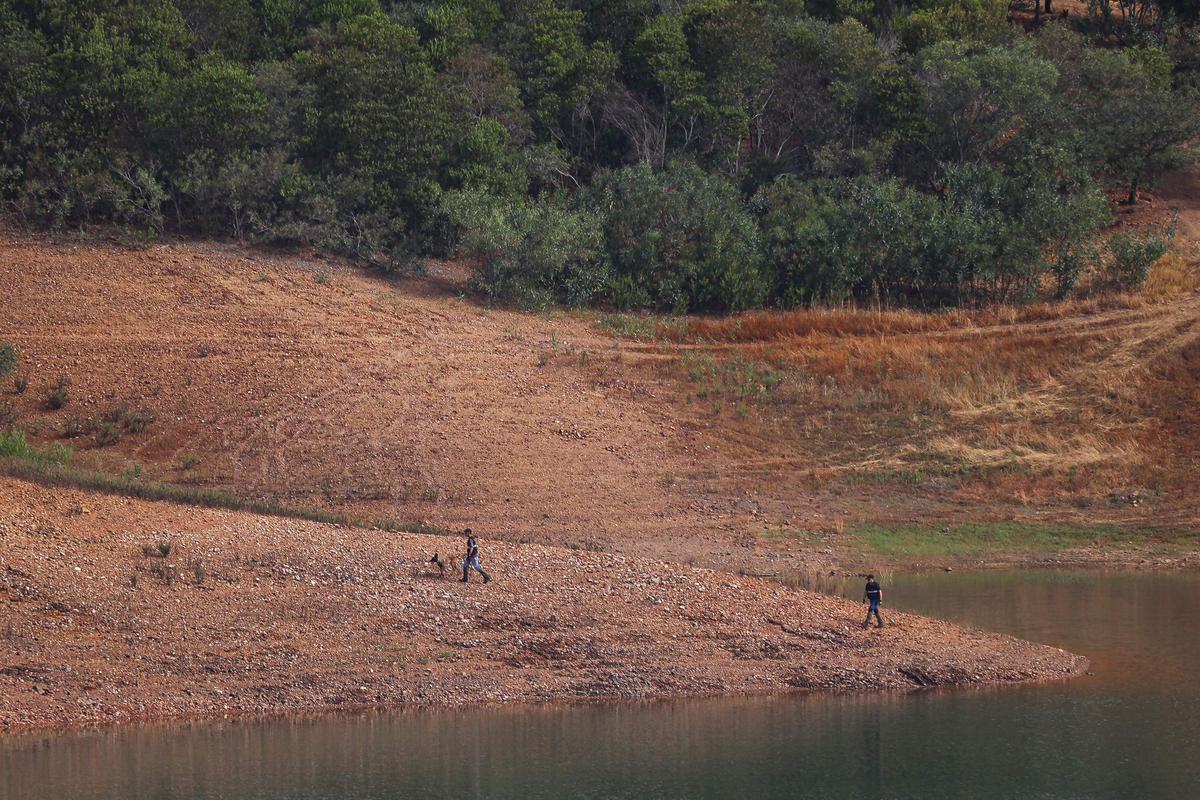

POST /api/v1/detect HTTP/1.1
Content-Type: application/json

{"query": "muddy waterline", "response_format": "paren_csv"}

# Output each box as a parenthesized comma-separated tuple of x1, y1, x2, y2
(3, 570, 1197, 799)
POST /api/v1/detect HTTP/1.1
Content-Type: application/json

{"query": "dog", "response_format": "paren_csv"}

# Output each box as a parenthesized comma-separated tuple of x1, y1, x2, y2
(429, 552, 459, 579)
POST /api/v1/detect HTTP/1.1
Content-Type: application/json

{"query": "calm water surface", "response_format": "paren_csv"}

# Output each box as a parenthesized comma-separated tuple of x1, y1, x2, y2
(3, 570, 1198, 799)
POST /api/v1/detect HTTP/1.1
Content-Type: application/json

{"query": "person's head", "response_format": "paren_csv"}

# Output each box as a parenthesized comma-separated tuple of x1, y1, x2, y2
(867, 574, 874, 581)
(463, 528, 473, 538)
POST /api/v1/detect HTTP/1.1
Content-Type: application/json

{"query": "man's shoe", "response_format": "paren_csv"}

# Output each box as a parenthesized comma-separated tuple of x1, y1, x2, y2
(460, 578, 468, 583)
(483, 575, 491, 584)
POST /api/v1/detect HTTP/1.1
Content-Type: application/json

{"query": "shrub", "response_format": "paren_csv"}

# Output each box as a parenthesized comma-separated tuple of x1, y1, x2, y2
(0, 343, 16, 380)
(0, 430, 34, 459)
(1108, 232, 1170, 290)
(101, 404, 156, 435)
(0, 429, 72, 465)
(445, 189, 611, 309)
(588, 163, 768, 313)
(92, 404, 156, 446)
(45, 377, 70, 410)
(13, 373, 29, 395)
(753, 175, 941, 305)
(753, 160, 1106, 307)
(142, 539, 172, 558)
(94, 421, 122, 447)
(62, 418, 88, 438)
(893, 0, 1008, 51)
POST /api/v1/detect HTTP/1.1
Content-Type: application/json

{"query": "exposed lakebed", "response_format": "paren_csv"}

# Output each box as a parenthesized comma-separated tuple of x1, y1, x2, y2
(3, 570, 1197, 800)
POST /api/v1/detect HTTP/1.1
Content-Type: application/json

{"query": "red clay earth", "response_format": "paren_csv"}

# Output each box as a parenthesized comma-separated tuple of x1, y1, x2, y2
(0, 478, 1086, 734)
(0, 232, 1196, 578)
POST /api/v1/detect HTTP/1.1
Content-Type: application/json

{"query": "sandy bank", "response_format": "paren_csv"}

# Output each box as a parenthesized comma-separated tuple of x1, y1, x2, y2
(0, 478, 1086, 733)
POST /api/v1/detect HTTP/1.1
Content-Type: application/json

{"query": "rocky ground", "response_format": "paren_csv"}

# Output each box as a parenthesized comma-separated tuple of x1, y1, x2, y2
(0, 478, 1086, 733)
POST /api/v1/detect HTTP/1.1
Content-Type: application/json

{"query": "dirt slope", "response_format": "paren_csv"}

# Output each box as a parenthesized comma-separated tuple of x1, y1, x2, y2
(0, 478, 1085, 733)
(0, 230, 1197, 574)
(1, 237, 708, 558)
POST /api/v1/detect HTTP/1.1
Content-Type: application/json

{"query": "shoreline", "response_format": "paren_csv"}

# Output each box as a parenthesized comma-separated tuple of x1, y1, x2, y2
(2, 665, 1092, 740)
(1, 477, 1087, 736)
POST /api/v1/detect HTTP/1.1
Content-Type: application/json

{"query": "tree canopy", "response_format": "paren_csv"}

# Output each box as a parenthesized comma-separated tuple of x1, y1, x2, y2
(0, 0, 1197, 306)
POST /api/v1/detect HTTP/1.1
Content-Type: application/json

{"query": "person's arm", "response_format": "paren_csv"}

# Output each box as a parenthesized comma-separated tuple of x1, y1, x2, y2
(878, 588, 883, 604)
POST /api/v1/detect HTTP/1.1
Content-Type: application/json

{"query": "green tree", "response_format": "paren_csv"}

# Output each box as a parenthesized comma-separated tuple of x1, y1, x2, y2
(501, 0, 616, 153)
(448, 118, 529, 196)
(445, 188, 611, 307)
(152, 53, 267, 160)
(303, 16, 451, 234)
(589, 162, 767, 311)
(915, 39, 1059, 170)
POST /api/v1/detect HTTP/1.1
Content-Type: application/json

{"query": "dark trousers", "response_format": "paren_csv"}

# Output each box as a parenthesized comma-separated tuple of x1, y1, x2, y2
(864, 600, 883, 627)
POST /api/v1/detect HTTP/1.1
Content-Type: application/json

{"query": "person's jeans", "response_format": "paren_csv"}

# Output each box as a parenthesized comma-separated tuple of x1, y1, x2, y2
(864, 600, 883, 627)
(463, 556, 490, 582)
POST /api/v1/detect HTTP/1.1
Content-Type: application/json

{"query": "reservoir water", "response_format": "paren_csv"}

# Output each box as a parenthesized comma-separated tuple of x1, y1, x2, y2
(3, 570, 1198, 799)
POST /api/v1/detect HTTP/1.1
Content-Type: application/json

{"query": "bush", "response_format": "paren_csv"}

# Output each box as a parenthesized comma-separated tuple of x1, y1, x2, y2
(62, 417, 88, 439)
(449, 164, 768, 312)
(0, 343, 16, 380)
(44, 377, 70, 410)
(91, 404, 156, 446)
(94, 421, 122, 447)
(0, 429, 73, 465)
(445, 189, 610, 309)
(753, 163, 1107, 306)
(894, 0, 1008, 51)
(1108, 232, 1170, 290)
(753, 175, 943, 305)
(588, 163, 767, 313)
(0, 429, 36, 459)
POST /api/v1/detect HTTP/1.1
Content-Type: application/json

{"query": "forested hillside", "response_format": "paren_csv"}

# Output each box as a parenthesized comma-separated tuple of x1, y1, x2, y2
(2, 0, 1198, 310)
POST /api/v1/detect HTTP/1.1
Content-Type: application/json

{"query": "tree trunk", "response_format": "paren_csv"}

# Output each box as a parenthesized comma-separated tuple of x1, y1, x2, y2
(1044, 0, 1052, 13)
(1126, 175, 1140, 205)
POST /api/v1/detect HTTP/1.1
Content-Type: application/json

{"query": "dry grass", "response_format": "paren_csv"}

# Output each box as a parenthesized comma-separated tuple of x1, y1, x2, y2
(1141, 250, 1200, 301)
(665, 295, 1156, 346)
(624, 286, 1198, 500)
(678, 307, 960, 343)
(919, 432, 1141, 472)
(601, 278, 1193, 495)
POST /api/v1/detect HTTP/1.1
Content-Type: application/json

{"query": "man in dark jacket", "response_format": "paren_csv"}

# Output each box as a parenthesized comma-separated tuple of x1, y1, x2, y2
(862, 574, 884, 628)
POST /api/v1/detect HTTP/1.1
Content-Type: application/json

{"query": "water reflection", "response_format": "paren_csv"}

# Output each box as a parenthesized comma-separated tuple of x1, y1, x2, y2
(3, 571, 1198, 800)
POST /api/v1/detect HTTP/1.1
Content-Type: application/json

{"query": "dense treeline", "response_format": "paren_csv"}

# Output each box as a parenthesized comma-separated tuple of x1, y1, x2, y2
(1, 0, 1198, 310)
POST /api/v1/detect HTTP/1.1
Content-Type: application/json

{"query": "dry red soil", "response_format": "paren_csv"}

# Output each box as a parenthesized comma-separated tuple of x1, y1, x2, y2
(0, 478, 1085, 733)
(1, 233, 1197, 577)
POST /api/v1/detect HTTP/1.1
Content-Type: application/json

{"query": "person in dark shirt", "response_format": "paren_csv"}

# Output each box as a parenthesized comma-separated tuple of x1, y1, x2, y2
(862, 575, 884, 628)
(461, 528, 491, 584)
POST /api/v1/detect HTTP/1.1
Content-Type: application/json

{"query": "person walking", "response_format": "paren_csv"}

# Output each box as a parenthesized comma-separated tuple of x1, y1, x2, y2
(461, 528, 491, 584)
(862, 574, 884, 628)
